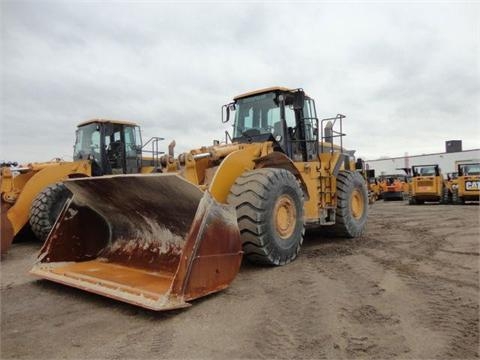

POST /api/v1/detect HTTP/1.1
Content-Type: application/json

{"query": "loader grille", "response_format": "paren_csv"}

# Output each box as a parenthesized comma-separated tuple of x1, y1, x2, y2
(417, 180, 433, 187)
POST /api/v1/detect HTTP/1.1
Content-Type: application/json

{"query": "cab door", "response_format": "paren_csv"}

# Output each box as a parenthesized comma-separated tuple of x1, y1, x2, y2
(104, 124, 124, 174)
(123, 126, 142, 173)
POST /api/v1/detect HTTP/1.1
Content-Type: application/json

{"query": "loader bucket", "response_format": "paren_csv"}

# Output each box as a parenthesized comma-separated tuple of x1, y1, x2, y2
(30, 174, 242, 311)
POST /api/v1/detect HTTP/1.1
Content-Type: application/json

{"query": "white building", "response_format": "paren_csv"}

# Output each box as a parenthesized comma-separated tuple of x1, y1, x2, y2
(366, 148, 480, 176)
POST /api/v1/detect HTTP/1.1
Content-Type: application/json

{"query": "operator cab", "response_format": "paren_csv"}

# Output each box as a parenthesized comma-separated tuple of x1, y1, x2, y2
(223, 87, 319, 162)
(73, 119, 142, 175)
(458, 163, 480, 176)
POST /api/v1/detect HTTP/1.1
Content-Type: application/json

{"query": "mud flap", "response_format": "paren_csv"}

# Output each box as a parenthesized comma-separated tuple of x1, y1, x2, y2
(30, 174, 242, 311)
(1, 202, 14, 255)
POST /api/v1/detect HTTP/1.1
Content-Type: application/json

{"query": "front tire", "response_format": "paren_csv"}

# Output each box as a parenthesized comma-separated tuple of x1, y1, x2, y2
(227, 168, 305, 266)
(29, 183, 71, 242)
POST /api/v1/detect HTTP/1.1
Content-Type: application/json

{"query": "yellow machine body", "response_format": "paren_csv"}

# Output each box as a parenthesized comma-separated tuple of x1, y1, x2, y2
(456, 176, 479, 198)
(1, 160, 91, 253)
(410, 176, 444, 200)
(168, 142, 345, 222)
(408, 164, 444, 204)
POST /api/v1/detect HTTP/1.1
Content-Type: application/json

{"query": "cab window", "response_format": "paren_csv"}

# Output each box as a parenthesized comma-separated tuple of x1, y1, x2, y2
(124, 126, 137, 157)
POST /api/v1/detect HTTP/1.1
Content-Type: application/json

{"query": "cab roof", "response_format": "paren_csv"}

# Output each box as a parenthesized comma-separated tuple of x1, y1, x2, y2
(233, 86, 296, 101)
(77, 119, 138, 127)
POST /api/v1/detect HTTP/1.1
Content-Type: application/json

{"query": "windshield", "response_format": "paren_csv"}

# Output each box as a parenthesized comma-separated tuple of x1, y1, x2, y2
(413, 166, 436, 176)
(460, 163, 480, 175)
(73, 123, 101, 162)
(233, 93, 295, 138)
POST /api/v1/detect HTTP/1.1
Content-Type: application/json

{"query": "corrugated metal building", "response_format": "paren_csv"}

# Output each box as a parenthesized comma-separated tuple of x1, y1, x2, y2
(365, 141, 480, 176)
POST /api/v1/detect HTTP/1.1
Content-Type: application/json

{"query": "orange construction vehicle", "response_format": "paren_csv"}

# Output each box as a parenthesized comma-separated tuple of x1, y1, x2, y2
(378, 174, 408, 201)
(382, 176, 405, 201)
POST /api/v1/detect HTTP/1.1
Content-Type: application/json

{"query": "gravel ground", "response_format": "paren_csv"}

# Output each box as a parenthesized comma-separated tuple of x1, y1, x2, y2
(1, 201, 479, 359)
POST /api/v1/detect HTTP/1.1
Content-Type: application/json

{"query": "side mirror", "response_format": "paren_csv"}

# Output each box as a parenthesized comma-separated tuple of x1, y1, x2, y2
(222, 102, 236, 123)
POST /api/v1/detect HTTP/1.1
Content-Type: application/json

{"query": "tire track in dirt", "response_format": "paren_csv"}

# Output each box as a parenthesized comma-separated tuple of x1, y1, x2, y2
(363, 249, 479, 359)
(363, 203, 479, 359)
(366, 212, 478, 289)
(101, 321, 175, 360)
(249, 260, 332, 359)
(305, 250, 412, 359)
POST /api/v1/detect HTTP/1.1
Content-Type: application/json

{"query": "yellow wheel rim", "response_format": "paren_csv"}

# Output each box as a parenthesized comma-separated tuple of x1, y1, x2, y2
(274, 195, 296, 239)
(351, 189, 365, 220)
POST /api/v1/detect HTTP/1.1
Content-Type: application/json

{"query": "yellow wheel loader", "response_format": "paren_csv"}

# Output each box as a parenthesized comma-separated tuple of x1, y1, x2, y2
(31, 87, 368, 311)
(1, 119, 162, 254)
(452, 162, 480, 204)
(408, 164, 446, 204)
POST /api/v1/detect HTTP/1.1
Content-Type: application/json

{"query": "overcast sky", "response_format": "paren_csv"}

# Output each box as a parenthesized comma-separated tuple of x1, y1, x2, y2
(1, 1, 479, 164)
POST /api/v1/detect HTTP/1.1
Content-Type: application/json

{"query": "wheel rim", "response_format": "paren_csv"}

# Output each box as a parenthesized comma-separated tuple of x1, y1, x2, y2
(273, 195, 296, 239)
(351, 189, 365, 220)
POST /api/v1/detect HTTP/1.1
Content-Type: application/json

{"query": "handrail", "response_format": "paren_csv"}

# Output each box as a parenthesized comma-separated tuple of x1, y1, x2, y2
(320, 114, 346, 155)
(142, 137, 165, 169)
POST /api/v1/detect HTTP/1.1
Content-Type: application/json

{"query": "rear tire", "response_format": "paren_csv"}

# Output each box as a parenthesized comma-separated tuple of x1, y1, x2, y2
(29, 183, 71, 242)
(227, 168, 305, 266)
(328, 170, 368, 238)
(408, 195, 424, 205)
(441, 187, 451, 204)
(452, 188, 463, 205)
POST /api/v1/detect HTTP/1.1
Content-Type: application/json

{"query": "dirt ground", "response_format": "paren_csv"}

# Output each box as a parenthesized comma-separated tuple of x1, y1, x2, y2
(1, 201, 479, 359)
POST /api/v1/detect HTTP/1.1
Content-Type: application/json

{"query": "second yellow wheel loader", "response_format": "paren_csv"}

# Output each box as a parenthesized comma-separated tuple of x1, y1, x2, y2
(1, 119, 162, 254)
(31, 87, 368, 311)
